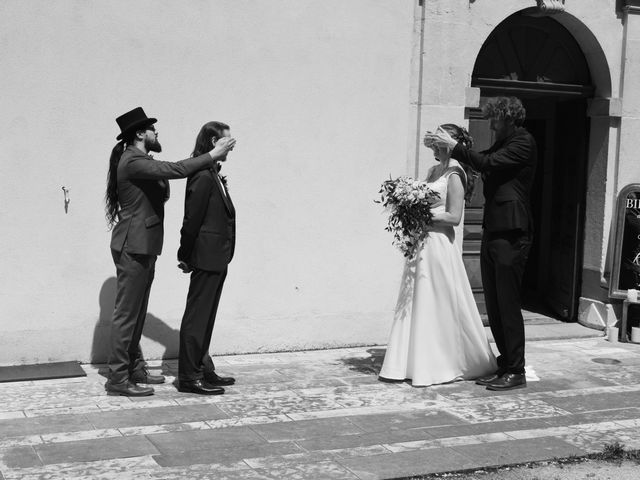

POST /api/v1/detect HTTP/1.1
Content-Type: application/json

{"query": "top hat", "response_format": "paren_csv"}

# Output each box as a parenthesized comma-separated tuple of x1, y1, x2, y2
(115, 107, 157, 140)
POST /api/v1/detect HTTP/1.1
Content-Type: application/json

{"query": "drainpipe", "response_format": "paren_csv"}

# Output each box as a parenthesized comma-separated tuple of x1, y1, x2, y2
(414, 0, 426, 179)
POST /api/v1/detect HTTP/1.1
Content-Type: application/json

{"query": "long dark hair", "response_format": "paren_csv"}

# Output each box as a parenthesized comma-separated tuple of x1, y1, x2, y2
(440, 123, 478, 202)
(105, 131, 135, 228)
(192, 121, 230, 158)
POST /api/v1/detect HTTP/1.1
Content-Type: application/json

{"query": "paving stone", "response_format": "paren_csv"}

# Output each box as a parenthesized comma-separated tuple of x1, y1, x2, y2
(347, 409, 466, 433)
(523, 375, 619, 393)
(450, 436, 587, 468)
(0, 412, 25, 421)
(423, 417, 558, 439)
(0, 446, 42, 469)
(544, 407, 640, 427)
(338, 447, 478, 479)
(559, 426, 640, 452)
(0, 414, 94, 438)
(215, 394, 343, 418)
(149, 469, 273, 480)
(337, 375, 381, 386)
(296, 427, 436, 451)
(256, 460, 360, 479)
(543, 391, 640, 413)
(147, 426, 267, 455)
(250, 417, 364, 442)
(86, 404, 228, 429)
(153, 442, 303, 467)
(35, 435, 159, 465)
(445, 397, 571, 423)
(1, 455, 159, 480)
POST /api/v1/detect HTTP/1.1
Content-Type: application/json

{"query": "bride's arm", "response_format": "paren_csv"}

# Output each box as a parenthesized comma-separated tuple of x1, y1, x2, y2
(430, 173, 464, 227)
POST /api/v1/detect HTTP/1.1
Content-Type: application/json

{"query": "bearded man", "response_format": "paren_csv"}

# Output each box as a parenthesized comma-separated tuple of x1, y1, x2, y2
(104, 107, 235, 396)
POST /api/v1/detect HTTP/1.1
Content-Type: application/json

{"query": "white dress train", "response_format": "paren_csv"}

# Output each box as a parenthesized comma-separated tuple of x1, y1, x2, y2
(379, 167, 497, 386)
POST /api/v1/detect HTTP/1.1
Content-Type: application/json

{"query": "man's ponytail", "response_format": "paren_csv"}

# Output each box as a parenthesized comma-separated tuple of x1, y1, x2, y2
(105, 141, 125, 228)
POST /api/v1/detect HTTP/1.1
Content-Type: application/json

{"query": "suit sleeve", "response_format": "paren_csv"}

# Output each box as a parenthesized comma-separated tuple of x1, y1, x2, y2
(126, 152, 213, 180)
(451, 134, 534, 172)
(178, 173, 214, 263)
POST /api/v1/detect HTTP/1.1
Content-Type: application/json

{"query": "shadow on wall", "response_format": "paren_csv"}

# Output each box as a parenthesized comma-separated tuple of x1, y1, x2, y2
(91, 277, 181, 366)
(91, 277, 117, 364)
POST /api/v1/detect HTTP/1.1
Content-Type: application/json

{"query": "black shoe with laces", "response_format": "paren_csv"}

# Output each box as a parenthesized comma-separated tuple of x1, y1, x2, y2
(105, 380, 154, 397)
(178, 379, 225, 395)
(486, 373, 526, 391)
(475, 369, 506, 386)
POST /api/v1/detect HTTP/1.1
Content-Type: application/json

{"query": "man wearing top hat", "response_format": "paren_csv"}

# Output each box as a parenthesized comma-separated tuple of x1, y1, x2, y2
(104, 107, 236, 396)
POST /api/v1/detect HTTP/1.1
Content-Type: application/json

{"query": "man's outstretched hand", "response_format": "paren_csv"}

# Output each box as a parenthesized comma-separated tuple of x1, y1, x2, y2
(431, 126, 457, 150)
(210, 137, 236, 159)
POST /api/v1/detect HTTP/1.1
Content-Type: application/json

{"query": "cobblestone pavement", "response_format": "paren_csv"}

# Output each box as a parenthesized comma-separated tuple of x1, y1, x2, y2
(2, 324, 639, 480)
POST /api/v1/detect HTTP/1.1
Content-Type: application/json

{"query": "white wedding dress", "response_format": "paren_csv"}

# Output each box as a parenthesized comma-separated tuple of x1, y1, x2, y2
(379, 166, 497, 386)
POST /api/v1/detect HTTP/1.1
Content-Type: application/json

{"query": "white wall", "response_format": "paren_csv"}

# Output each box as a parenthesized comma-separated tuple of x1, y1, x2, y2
(0, 0, 415, 364)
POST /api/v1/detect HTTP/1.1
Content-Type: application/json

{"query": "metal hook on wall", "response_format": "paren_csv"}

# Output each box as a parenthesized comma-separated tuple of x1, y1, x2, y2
(62, 186, 70, 214)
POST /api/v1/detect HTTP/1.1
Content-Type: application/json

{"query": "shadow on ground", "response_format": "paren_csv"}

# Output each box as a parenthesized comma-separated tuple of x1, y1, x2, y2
(340, 347, 386, 375)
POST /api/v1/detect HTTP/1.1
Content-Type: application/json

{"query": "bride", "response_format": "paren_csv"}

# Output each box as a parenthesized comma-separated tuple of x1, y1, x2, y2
(378, 124, 496, 387)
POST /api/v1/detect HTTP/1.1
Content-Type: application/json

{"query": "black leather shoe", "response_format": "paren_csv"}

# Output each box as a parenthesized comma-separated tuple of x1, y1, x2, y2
(475, 369, 506, 386)
(178, 379, 225, 395)
(203, 371, 235, 386)
(486, 373, 526, 391)
(130, 369, 165, 385)
(105, 381, 154, 397)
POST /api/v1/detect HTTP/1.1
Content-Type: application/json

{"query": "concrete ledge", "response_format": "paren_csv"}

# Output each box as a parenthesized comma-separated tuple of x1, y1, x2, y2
(578, 297, 617, 331)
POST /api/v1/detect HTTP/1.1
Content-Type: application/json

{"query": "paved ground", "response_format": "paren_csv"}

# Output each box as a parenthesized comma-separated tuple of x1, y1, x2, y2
(1, 323, 640, 480)
(422, 459, 640, 480)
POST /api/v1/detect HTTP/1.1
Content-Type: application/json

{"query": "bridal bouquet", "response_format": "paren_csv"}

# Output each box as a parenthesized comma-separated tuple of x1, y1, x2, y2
(376, 176, 440, 257)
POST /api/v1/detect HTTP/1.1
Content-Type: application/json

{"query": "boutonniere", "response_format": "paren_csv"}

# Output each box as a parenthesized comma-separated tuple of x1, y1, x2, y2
(219, 174, 228, 190)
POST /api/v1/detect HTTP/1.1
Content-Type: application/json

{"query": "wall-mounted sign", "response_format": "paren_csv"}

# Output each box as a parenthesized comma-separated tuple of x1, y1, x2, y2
(610, 184, 640, 298)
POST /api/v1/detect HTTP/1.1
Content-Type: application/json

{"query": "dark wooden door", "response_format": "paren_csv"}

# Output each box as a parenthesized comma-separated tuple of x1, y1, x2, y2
(543, 99, 588, 319)
(463, 113, 494, 315)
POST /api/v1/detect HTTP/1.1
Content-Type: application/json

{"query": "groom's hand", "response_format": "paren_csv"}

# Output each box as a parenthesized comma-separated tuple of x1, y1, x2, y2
(433, 127, 457, 150)
(178, 261, 193, 274)
(423, 132, 438, 148)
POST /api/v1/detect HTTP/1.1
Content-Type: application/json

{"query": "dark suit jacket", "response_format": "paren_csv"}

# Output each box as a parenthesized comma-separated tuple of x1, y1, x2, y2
(178, 168, 236, 272)
(452, 127, 537, 233)
(110, 145, 213, 255)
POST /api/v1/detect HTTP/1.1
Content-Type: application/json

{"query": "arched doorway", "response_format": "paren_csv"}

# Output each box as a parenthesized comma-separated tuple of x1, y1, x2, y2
(465, 10, 594, 321)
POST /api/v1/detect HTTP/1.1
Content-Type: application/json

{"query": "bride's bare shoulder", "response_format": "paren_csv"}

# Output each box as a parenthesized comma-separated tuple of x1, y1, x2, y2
(448, 159, 463, 170)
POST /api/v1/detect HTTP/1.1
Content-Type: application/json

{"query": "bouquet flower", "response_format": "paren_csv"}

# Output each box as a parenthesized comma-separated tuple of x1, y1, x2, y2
(376, 176, 440, 258)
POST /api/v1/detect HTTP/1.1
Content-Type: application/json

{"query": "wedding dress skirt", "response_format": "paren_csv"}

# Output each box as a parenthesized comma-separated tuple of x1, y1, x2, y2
(379, 226, 497, 386)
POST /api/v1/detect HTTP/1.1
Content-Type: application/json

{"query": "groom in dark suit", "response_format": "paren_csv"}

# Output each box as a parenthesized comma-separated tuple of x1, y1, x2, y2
(433, 96, 537, 390)
(176, 121, 237, 395)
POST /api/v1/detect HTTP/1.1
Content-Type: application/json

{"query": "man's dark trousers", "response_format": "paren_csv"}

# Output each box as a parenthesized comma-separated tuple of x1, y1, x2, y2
(481, 230, 531, 374)
(109, 249, 156, 385)
(178, 267, 227, 380)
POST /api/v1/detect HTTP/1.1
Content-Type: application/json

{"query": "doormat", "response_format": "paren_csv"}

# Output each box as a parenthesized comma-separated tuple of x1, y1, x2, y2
(0, 361, 87, 383)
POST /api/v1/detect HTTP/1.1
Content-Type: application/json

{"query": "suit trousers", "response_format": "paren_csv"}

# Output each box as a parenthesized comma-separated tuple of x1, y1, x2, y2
(480, 230, 532, 374)
(178, 268, 227, 381)
(109, 249, 156, 385)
